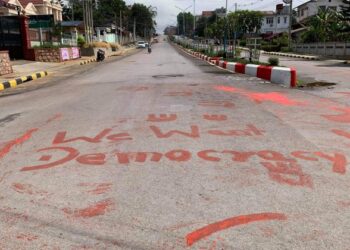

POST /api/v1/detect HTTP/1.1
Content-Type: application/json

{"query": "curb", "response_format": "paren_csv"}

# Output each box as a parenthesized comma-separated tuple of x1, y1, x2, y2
(263, 51, 320, 61)
(0, 71, 48, 92)
(182, 47, 296, 88)
(80, 58, 96, 65)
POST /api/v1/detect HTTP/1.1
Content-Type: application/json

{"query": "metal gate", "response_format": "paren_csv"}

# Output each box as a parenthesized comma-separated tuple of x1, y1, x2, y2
(0, 16, 23, 59)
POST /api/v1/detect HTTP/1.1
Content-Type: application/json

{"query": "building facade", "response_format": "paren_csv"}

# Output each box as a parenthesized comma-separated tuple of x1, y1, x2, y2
(296, 0, 343, 23)
(0, 0, 62, 22)
(260, 4, 290, 35)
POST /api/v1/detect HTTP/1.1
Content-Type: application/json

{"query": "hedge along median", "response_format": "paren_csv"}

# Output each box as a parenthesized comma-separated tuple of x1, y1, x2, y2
(186, 49, 297, 88)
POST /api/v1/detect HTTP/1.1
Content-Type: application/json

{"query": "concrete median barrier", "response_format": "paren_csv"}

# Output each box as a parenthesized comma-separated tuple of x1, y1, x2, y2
(183, 47, 297, 88)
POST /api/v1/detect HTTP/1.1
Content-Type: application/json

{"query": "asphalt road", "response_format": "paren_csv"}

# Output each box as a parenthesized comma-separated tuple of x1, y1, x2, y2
(1, 38, 350, 249)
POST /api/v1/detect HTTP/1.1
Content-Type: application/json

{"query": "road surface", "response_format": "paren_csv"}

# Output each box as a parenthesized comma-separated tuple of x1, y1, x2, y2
(1, 38, 350, 249)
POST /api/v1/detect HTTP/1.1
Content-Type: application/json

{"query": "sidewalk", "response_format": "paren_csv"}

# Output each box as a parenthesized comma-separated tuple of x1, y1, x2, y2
(0, 46, 137, 95)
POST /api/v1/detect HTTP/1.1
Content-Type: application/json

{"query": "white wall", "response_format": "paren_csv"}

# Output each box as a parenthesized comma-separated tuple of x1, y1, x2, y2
(297, 0, 343, 23)
(261, 14, 289, 34)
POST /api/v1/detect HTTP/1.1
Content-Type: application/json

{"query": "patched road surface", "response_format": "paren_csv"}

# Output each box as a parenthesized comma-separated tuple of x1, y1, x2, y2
(0, 39, 350, 249)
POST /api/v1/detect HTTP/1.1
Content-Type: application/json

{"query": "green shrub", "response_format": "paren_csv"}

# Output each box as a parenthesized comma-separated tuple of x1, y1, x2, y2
(281, 47, 292, 53)
(261, 44, 280, 52)
(268, 57, 279, 66)
(77, 35, 85, 47)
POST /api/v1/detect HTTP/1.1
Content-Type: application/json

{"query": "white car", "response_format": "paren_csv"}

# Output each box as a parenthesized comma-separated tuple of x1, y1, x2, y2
(137, 41, 147, 48)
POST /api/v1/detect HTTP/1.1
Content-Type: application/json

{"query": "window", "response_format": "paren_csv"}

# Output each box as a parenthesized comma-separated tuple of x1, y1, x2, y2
(301, 9, 304, 16)
(266, 17, 274, 24)
(277, 17, 280, 24)
(284, 17, 288, 23)
(328, 6, 336, 11)
(319, 6, 326, 11)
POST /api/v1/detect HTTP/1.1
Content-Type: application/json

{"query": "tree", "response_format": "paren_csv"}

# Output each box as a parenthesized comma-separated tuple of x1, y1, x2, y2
(177, 12, 194, 36)
(302, 9, 343, 42)
(129, 4, 157, 38)
(228, 10, 263, 35)
(62, 0, 83, 21)
(94, 0, 126, 26)
(340, 0, 350, 31)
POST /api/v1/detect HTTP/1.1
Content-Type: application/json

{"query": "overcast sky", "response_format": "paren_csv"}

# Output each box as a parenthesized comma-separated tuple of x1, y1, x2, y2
(124, 0, 308, 33)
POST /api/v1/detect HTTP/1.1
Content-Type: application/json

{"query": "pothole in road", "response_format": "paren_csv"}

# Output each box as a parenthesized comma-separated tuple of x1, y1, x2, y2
(0, 113, 21, 127)
(152, 74, 184, 78)
(298, 82, 337, 88)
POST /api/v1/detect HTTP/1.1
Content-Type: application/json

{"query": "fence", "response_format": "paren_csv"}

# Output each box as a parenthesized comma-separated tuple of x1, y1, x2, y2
(293, 42, 350, 58)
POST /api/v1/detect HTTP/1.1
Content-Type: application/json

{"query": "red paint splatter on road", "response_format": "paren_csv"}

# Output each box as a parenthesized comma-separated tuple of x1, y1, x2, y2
(322, 107, 350, 123)
(186, 213, 287, 246)
(16, 233, 38, 241)
(79, 183, 113, 195)
(332, 129, 350, 139)
(214, 86, 238, 93)
(0, 128, 38, 160)
(203, 114, 227, 121)
(62, 199, 114, 218)
(199, 100, 235, 109)
(214, 85, 303, 106)
(12, 183, 48, 195)
(244, 92, 302, 106)
(147, 114, 177, 122)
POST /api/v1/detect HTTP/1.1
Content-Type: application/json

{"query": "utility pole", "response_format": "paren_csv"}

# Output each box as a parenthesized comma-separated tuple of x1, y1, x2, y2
(288, 0, 293, 49)
(120, 10, 123, 45)
(193, 0, 196, 36)
(223, 0, 228, 56)
(175, 5, 192, 36)
(83, 0, 93, 44)
(133, 17, 136, 42)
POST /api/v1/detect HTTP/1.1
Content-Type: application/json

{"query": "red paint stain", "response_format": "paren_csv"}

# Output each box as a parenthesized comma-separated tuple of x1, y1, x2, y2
(203, 114, 227, 121)
(12, 183, 48, 195)
(199, 100, 235, 109)
(322, 107, 350, 123)
(79, 183, 112, 195)
(16, 233, 38, 241)
(314, 152, 347, 174)
(261, 161, 313, 188)
(244, 92, 302, 106)
(337, 201, 350, 208)
(21, 146, 79, 172)
(62, 199, 114, 218)
(0, 128, 38, 160)
(186, 213, 287, 246)
(46, 113, 62, 124)
(214, 85, 303, 106)
(332, 129, 350, 139)
(214, 86, 238, 93)
(147, 114, 177, 122)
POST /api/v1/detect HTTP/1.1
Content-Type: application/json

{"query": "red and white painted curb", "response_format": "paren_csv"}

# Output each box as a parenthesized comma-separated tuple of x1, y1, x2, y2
(186, 49, 297, 88)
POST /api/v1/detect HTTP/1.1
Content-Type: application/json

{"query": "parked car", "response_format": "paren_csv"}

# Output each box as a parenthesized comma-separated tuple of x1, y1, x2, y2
(137, 41, 147, 48)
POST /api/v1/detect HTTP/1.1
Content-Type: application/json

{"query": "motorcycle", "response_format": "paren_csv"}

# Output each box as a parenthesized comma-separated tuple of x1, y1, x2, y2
(97, 49, 105, 62)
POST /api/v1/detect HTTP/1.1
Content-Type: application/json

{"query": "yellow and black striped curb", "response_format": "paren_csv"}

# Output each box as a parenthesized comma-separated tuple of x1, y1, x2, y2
(80, 58, 96, 65)
(0, 71, 48, 92)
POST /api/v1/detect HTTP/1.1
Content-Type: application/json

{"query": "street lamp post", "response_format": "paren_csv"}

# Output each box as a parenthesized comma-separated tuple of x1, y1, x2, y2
(175, 5, 192, 36)
(223, 0, 228, 56)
